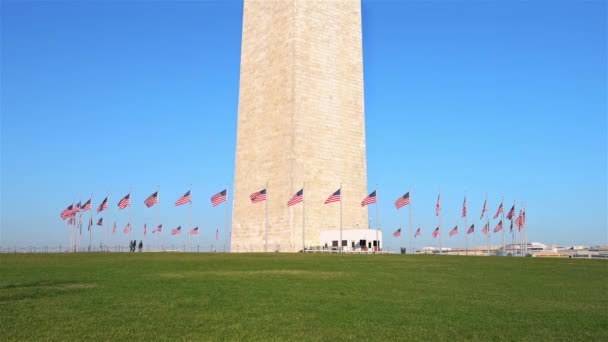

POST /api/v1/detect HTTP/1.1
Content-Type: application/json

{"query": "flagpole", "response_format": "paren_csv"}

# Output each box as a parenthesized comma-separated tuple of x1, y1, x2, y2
(189, 185, 192, 243)
(90, 195, 94, 251)
(339, 182, 343, 253)
(265, 181, 268, 253)
(520, 202, 524, 255)
(439, 191, 442, 255)
(511, 200, 515, 255)
(302, 182, 306, 253)
(456, 222, 459, 256)
(106, 193, 109, 252)
(501, 196, 505, 256)
(88, 214, 92, 252)
(128, 191, 132, 246)
(523, 203, 527, 255)
(225, 184, 229, 253)
(375, 184, 379, 253)
(408, 186, 412, 255)
(463, 192, 469, 255)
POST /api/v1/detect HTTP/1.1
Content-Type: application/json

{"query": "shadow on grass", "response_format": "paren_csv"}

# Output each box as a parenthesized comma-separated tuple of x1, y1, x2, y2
(0, 281, 96, 302)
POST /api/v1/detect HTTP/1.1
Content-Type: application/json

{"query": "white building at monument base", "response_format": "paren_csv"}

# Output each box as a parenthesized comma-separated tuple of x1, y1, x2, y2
(318, 229, 383, 252)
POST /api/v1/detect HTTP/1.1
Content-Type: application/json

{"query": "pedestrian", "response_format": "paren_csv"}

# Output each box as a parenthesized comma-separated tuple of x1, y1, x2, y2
(138, 240, 143, 252)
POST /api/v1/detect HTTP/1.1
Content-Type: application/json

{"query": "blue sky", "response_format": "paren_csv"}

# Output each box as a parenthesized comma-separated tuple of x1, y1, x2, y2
(1, 0, 606, 249)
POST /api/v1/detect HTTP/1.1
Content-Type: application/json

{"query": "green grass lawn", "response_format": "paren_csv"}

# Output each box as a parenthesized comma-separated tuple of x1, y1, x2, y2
(1, 253, 606, 341)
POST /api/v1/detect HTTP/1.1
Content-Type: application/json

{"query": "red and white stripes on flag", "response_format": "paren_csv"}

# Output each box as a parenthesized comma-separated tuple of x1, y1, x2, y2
(123, 223, 131, 234)
(118, 194, 131, 210)
(493, 202, 503, 219)
(361, 190, 377, 207)
(449, 226, 458, 237)
(60, 204, 74, 220)
(432, 227, 440, 238)
(81, 199, 92, 212)
(211, 189, 227, 207)
(515, 210, 524, 230)
(189, 227, 199, 235)
(480, 199, 487, 219)
(467, 224, 474, 235)
(153, 224, 163, 233)
(493, 220, 503, 233)
(171, 226, 182, 235)
(414, 227, 421, 237)
(215, 229, 219, 241)
(112, 222, 117, 234)
(394, 192, 410, 209)
(506, 204, 515, 220)
(287, 189, 304, 207)
(324, 189, 341, 204)
(250, 189, 267, 203)
(97, 218, 103, 226)
(462, 196, 467, 218)
(482, 222, 490, 235)
(175, 191, 191, 206)
(97, 197, 108, 213)
(144, 192, 159, 208)
(392, 228, 401, 237)
(435, 193, 441, 216)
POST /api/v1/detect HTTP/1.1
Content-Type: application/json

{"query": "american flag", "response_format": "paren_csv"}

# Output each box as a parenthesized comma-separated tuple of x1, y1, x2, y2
(112, 222, 117, 234)
(123, 223, 131, 234)
(361, 190, 377, 207)
(153, 224, 163, 233)
(324, 189, 341, 204)
(81, 199, 92, 212)
(414, 227, 421, 237)
(189, 227, 199, 235)
(449, 226, 458, 237)
(67, 217, 74, 225)
(392, 228, 401, 237)
(171, 226, 182, 235)
(118, 194, 131, 210)
(515, 210, 523, 230)
(250, 189, 267, 203)
(211, 189, 227, 207)
(506, 204, 515, 220)
(88, 217, 93, 231)
(144, 192, 159, 208)
(435, 193, 441, 216)
(522, 209, 526, 226)
(175, 190, 191, 206)
(394, 192, 410, 209)
(432, 227, 440, 238)
(97, 197, 108, 213)
(509, 220, 513, 233)
(462, 196, 467, 218)
(480, 199, 487, 219)
(215, 229, 219, 241)
(97, 218, 103, 226)
(287, 189, 304, 207)
(60, 204, 73, 220)
(74, 202, 81, 215)
(493, 202, 503, 219)
(467, 224, 474, 235)
(482, 222, 489, 235)
(144, 224, 147, 237)
(493, 220, 503, 233)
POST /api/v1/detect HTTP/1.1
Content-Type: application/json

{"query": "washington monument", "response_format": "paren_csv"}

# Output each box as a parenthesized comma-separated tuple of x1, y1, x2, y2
(232, 0, 368, 252)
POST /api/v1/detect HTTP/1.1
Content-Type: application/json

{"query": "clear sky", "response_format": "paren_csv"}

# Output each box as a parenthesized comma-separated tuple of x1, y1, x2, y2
(1, 0, 606, 249)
